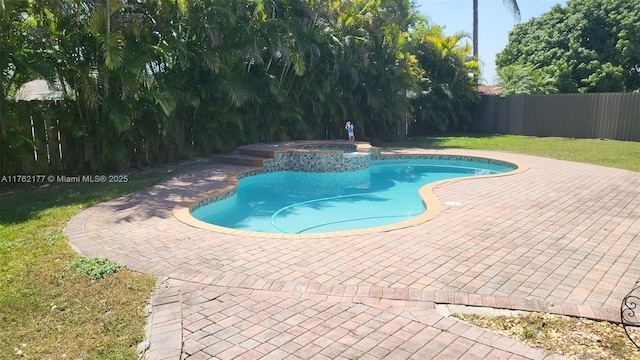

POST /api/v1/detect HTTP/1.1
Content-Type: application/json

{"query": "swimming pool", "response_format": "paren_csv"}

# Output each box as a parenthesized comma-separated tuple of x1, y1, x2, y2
(191, 158, 516, 234)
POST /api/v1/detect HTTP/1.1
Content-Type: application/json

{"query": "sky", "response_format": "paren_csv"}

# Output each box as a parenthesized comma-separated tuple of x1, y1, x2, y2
(414, 0, 567, 85)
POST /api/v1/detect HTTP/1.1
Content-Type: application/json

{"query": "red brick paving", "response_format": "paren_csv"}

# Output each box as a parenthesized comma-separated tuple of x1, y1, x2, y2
(65, 148, 640, 359)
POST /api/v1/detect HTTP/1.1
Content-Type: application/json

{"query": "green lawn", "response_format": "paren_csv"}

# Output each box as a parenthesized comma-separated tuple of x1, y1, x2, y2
(0, 173, 166, 359)
(381, 134, 640, 172)
(0, 134, 638, 359)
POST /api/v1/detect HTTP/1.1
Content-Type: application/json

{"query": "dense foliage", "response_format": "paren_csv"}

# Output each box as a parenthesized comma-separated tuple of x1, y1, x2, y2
(495, 64, 557, 95)
(1, 0, 479, 173)
(496, 0, 640, 93)
(409, 24, 479, 133)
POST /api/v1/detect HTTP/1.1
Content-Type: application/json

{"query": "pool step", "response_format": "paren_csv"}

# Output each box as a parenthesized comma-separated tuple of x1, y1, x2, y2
(216, 153, 269, 167)
(237, 145, 277, 159)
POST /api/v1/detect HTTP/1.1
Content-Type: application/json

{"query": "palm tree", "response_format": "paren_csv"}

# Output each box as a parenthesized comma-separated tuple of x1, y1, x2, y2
(473, 0, 520, 58)
(496, 64, 531, 94)
(409, 22, 479, 133)
(495, 64, 557, 94)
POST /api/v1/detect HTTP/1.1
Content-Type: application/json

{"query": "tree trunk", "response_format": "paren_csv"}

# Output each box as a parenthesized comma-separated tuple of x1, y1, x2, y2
(473, 0, 478, 58)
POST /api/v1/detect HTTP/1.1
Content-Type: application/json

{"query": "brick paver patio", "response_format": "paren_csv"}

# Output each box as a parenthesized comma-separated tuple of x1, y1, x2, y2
(65, 148, 640, 359)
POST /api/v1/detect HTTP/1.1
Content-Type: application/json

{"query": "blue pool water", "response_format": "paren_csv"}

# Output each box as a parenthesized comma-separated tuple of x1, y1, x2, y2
(192, 159, 514, 234)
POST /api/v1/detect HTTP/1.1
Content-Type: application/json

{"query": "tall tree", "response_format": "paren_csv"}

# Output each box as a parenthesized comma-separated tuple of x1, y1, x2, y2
(496, 0, 640, 92)
(0, 0, 46, 173)
(473, 0, 520, 58)
(2, 0, 488, 174)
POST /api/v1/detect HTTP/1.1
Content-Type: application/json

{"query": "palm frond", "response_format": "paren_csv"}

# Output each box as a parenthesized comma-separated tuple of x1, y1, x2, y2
(103, 31, 124, 70)
(220, 78, 253, 107)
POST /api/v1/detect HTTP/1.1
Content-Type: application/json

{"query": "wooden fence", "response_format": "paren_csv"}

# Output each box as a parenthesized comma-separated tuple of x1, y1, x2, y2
(3, 93, 639, 176)
(0, 101, 70, 176)
(471, 93, 640, 142)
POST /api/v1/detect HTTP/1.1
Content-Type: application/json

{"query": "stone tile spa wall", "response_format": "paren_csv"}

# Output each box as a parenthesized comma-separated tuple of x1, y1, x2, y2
(263, 149, 371, 173)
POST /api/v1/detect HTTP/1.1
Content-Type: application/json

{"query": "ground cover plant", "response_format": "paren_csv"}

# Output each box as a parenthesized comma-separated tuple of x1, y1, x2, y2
(382, 134, 640, 172)
(0, 173, 165, 358)
(67, 257, 125, 280)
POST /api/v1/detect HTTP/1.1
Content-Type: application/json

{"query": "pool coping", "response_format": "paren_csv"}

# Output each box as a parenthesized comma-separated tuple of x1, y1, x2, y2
(173, 148, 529, 239)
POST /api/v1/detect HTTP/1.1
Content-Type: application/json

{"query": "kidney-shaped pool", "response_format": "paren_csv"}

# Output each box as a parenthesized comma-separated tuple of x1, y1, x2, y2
(190, 157, 518, 234)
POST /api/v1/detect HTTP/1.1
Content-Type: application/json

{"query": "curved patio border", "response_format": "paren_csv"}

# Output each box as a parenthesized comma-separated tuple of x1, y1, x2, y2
(65, 146, 640, 359)
(173, 148, 529, 239)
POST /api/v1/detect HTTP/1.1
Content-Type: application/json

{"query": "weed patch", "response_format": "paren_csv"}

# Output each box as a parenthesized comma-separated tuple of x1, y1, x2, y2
(455, 312, 640, 359)
(67, 257, 124, 280)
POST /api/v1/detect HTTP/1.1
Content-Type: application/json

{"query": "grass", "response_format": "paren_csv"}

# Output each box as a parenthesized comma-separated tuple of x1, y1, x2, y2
(380, 134, 640, 172)
(0, 172, 167, 359)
